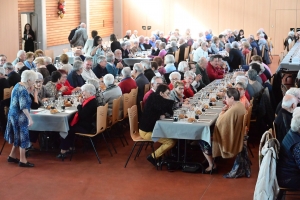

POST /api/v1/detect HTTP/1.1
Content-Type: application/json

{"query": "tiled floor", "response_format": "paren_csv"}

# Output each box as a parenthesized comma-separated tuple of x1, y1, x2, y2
(0, 56, 299, 200)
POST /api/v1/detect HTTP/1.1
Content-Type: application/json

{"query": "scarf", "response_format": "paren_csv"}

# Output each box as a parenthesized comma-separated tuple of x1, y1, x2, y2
(70, 96, 95, 126)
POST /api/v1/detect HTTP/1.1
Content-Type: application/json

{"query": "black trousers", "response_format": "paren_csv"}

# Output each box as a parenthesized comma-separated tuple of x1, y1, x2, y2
(60, 124, 88, 150)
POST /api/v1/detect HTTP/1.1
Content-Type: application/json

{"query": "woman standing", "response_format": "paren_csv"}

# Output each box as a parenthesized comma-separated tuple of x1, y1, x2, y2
(83, 30, 98, 56)
(5, 70, 37, 167)
(110, 34, 121, 53)
(90, 36, 105, 68)
(23, 23, 35, 52)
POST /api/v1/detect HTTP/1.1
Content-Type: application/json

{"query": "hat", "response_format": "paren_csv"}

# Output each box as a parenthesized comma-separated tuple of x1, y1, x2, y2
(206, 34, 212, 41)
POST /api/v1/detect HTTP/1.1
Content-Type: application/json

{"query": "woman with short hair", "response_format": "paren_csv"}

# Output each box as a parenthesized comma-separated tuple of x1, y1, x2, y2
(235, 82, 250, 110)
(44, 71, 64, 98)
(5, 70, 38, 167)
(59, 54, 73, 74)
(34, 57, 50, 84)
(24, 52, 36, 70)
(169, 81, 184, 110)
(67, 60, 85, 88)
(56, 69, 81, 95)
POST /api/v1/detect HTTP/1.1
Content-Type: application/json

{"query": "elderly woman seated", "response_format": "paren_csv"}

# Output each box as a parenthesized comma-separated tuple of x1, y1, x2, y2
(56, 69, 81, 95)
(139, 84, 176, 166)
(158, 42, 167, 60)
(199, 88, 247, 173)
(59, 53, 73, 74)
(44, 71, 63, 98)
(241, 41, 251, 56)
(166, 41, 178, 55)
(178, 61, 189, 80)
(24, 52, 36, 70)
(169, 81, 184, 109)
(67, 60, 85, 88)
(235, 82, 250, 110)
(235, 75, 253, 100)
(164, 54, 176, 73)
(153, 56, 166, 75)
(98, 74, 122, 117)
(277, 111, 300, 189)
(168, 71, 181, 89)
(34, 57, 50, 85)
(57, 84, 98, 159)
(182, 71, 195, 98)
(151, 40, 161, 57)
(247, 69, 264, 97)
(86, 78, 101, 104)
(33, 72, 47, 106)
(118, 67, 137, 94)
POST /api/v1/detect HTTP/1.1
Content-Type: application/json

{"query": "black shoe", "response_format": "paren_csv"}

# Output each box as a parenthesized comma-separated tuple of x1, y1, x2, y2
(7, 156, 20, 164)
(203, 168, 218, 174)
(19, 162, 34, 167)
(56, 153, 67, 160)
(147, 155, 157, 167)
(25, 145, 35, 151)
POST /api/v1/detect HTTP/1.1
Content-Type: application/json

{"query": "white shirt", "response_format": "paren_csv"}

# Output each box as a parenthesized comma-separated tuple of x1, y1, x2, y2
(83, 39, 94, 56)
(193, 47, 208, 62)
(81, 68, 99, 81)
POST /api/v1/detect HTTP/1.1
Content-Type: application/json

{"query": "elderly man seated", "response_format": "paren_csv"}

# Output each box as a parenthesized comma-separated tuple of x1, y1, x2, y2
(133, 63, 149, 106)
(67, 60, 85, 87)
(74, 49, 85, 61)
(92, 55, 108, 79)
(98, 74, 122, 117)
(81, 56, 99, 81)
(141, 60, 156, 82)
(277, 110, 300, 189)
(195, 57, 210, 86)
(274, 94, 298, 143)
(247, 69, 264, 97)
(143, 76, 163, 105)
(106, 52, 123, 77)
(168, 71, 181, 89)
(206, 55, 224, 82)
(12, 50, 26, 66)
(118, 67, 137, 94)
(199, 88, 246, 174)
(223, 42, 245, 72)
(3, 62, 21, 87)
(193, 42, 209, 62)
(276, 88, 300, 114)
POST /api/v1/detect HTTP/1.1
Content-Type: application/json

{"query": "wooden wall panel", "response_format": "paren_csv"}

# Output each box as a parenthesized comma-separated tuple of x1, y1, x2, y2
(89, 0, 113, 38)
(46, 0, 80, 47)
(18, 0, 35, 50)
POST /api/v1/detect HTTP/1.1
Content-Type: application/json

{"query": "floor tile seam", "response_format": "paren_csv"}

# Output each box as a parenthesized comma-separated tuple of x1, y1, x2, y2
(199, 176, 215, 200)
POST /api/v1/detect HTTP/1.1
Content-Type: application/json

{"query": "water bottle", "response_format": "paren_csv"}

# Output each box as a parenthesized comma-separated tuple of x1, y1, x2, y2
(55, 59, 59, 68)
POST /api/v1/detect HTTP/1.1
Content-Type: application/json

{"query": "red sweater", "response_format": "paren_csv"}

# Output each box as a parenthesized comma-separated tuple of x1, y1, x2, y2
(143, 89, 154, 105)
(168, 83, 173, 90)
(182, 80, 194, 98)
(206, 62, 224, 82)
(118, 77, 137, 94)
(56, 80, 74, 95)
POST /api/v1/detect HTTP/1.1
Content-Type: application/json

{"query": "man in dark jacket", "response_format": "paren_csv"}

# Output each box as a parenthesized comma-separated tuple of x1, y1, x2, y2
(195, 57, 210, 86)
(3, 62, 21, 87)
(223, 42, 245, 72)
(250, 35, 261, 56)
(68, 25, 79, 47)
(141, 60, 155, 82)
(133, 63, 149, 110)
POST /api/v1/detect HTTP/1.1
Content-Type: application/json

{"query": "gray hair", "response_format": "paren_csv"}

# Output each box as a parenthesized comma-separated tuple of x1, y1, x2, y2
(225, 43, 232, 49)
(155, 40, 161, 45)
(286, 88, 300, 97)
(236, 82, 246, 89)
(159, 42, 166, 49)
(151, 76, 163, 85)
(198, 57, 207, 64)
(121, 67, 131, 78)
(36, 72, 43, 80)
(114, 49, 122, 55)
(0, 67, 5, 75)
(178, 61, 188, 72)
(140, 60, 151, 70)
(3, 62, 14, 70)
(282, 94, 298, 108)
(15, 62, 24, 70)
(126, 30, 131, 34)
(232, 41, 239, 49)
(133, 63, 144, 73)
(291, 114, 300, 132)
(103, 74, 114, 86)
(247, 69, 258, 81)
(86, 78, 100, 89)
(17, 50, 26, 57)
(288, 31, 295, 37)
(44, 57, 52, 64)
(97, 55, 106, 64)
(21, 70, 38, 82)
(73, 60, 84, 71)
(164, 54, 175, 64)
(170, 41, 177, 47)
(81, 83, 96, 96)
(121, 42, 127, 47)
(74, 56, 83, 62)
(184, 71, 195, 78)
(201, 42, 208, 48)
(235, 75, 249, 85)
(106, 52, 115, 63)
(169, 71, 181, 81)
(240, 38, 248, 43)
(84, 56, 93, 62)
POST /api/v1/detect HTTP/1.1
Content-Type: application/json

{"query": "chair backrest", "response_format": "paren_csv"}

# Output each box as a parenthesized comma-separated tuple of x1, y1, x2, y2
(246, 53, 251, 65)
(128, 105, 140, 140)
(140, 101, 143, 112)
(184, 46, 190, 60)
(174, 49, 180, 63)
(144, 83, 150, 95)
(242, 112, 248, 135)
(246, 104, 253, 131)
(129, 87, 138, 107)
(110, 96, 121, 126)
(261, 45, 265, 58)
(189, 52, 193, 62)
(122, 93, 130, 119)
(96, 103, 108, 134)
(44, 50, 54, 62)
(3, 86, 13, 100)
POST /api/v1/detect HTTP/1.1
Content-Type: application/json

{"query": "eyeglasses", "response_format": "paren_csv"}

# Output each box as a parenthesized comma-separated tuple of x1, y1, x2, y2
(236, 88, 244, 91)
(171, 78, 179, 81)
(177, 87, 184, 90)
(35, 81, 42, 84)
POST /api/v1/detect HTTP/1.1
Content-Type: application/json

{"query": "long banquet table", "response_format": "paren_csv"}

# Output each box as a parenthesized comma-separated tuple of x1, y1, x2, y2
(29, 107, 77, 138)
(277, 41, 300, 72)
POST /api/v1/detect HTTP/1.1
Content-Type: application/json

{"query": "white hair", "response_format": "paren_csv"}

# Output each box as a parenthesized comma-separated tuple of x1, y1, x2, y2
(36, 72, 43, 80)
(235, 75, 249, 85)
(184, 71, 195, 78)
(17, 50, 26, 57)
(159, 42, 166, 49)
(225, 43, 232, 49)
(150, 76, 163, 85)
(170, 41, 177, 47)
(44, 57, 52, 64)
(103, 74, 114, 86)
(81, 83, 96, 95)
(21, 70, 37, 82)
(178, 61, 188, 73)
(291, 114, 300, 132)
(133, 63, 144, 73)
(293, 107, 300, 117)
(259, 33, 265, 38)
(80, 23, 86, 28)
(3, 62, 14, 70)
(84, 56, 93, 62)
(232, 41, 239, 49)
(15, 62, 24, 70)
(282, 95, 298, 108)
(97, 55, 106, 64)
(164, 54, 175, 64)
(140, 60, 151, 70)
(106, 52, 115, 62)
(169, 71, 181, 81)
(126, 30, 131, 34)
(73, 60, 83, 71)
(286, 88, 300, 97)
(121, 67, 131, 78)
(0, 67, 5, 75)
(86, 78, 100, 89)
(155, 40, 161, 45)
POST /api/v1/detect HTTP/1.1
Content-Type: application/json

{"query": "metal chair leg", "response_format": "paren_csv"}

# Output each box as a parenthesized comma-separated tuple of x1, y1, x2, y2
(134, 142, 144, 160)
(0, 141, 6, 155)
(124, 142, 138, 168)
(70, 136, 77, 161)
(102, 134, 113, 157)
(89, 138, 101, 164)
(105, 131, 117, 154)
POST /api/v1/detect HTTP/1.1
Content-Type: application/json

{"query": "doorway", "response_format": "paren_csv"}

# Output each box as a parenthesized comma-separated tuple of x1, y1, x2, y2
(20, 12, 38, 51)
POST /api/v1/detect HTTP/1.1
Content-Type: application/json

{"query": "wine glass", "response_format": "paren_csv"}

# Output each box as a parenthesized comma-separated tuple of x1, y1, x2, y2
(43, 100, 48, 110)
